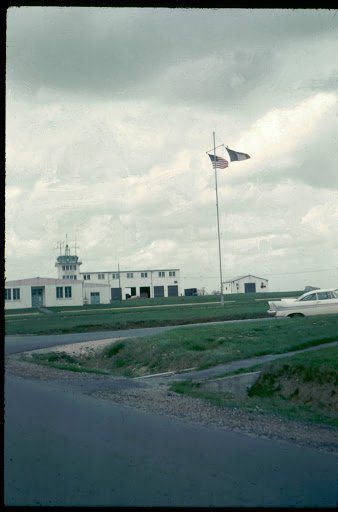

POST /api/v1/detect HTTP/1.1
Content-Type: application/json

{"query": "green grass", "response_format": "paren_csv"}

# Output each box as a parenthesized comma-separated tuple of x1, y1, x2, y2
(5, 292, 302, 335)
(170, 345, 338, 427)
(25, 315, 338, 379)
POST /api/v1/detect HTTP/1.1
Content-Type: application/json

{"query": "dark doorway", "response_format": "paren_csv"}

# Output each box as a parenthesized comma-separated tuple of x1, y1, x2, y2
(140, 286, 150, 298)
(111, 288, 122, 300)
(31, 287, 44, 308)
(244, 283, 256, 293)
(154, 286, 164, 298)
(168, 285, 178, 297)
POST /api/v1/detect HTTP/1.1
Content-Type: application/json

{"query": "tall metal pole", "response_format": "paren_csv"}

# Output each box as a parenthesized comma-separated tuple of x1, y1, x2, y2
(118, 262, 122, 301)
(213, 132, 224, 305)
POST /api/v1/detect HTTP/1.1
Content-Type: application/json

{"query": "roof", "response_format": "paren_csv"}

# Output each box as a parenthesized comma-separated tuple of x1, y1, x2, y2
(81, 269, 180, 274)
(5, 277, 83, 286)
(223, 274, 268, 283)
(301, 287, 338, 296)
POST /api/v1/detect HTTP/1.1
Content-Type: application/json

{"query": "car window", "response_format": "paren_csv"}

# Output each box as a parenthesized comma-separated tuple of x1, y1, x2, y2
(317, 292, 333, 300)
(299, 293, 316, 301)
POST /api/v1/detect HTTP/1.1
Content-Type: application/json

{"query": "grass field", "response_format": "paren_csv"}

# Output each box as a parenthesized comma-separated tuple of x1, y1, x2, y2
(26, 314, 338, 377)
(5, 291, 301, 335)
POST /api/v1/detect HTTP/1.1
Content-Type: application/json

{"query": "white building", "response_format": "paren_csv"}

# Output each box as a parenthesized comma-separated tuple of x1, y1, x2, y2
(4, 243, 182, 309)
(223, 274, 268, 294)
(54, 243, 180, 302)
(4, 277, 84, 310)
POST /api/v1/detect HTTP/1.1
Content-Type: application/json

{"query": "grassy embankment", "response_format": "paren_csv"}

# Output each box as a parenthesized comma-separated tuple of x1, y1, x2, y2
(5, 292, 299, 336)
(172, 345, 338, 427)
(19, 312, 338, 426)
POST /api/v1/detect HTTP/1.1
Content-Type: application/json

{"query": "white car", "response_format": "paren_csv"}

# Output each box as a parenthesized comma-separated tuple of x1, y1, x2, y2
(268, 288, 338, 318)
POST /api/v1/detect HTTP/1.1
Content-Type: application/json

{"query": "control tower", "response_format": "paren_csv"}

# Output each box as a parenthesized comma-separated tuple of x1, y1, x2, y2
(55, 239, 82, 280)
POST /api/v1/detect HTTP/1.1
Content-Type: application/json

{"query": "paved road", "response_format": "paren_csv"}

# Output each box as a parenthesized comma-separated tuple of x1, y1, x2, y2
(4, 326, 174, 355)
(5, 372, 338, 507)
(5, 324, 338, 506)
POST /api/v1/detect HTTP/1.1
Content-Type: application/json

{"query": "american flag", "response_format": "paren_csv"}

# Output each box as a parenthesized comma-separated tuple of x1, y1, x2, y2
(208, 154, 229, 169)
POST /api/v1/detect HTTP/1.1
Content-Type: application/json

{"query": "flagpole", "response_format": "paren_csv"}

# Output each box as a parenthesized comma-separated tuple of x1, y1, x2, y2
(213, 131, 224, 306)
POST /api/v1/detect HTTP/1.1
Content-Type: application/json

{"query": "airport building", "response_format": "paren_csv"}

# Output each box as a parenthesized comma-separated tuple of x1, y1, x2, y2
(5, 243, 181, 310)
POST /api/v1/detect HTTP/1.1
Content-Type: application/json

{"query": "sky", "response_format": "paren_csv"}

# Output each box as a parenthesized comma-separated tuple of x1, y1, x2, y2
(5, 7, 338, 293)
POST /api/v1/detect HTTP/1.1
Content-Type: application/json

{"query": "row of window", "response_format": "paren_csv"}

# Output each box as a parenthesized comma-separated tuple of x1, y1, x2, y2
(5, 288, 20, 301)
(63, 275, 77, 280)
(62, 265, 77, 271)
(82, 271, 176, 280)
(56, 286, 72, 299)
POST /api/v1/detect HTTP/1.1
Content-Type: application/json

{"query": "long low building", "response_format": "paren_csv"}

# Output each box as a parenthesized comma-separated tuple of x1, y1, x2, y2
(5, 244, 181, 310)
(4, 277, 84, 310)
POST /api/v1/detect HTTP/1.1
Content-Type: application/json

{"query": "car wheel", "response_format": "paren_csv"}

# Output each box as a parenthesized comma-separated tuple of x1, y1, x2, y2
(288, 313, 304, 318)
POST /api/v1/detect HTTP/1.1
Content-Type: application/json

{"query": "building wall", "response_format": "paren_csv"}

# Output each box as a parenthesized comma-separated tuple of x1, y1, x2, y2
(4, 284, 32, 310)
(45, 282, 83, 307)
(83, 283, 111, 305)
(223, 275, 268, 294)
(5, 279, 83, 310)
(80, 269, 180, 300)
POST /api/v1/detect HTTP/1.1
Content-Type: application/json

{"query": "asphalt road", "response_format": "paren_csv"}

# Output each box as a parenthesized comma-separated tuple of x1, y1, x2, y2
(5, 325, 338, 507)
(4, 326, 174, 355)
(5, 372, 338, 507)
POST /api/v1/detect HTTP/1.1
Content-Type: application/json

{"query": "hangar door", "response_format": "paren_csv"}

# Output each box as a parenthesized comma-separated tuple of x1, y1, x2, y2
(111, 288, 122, 300)
(244, 283, 256, 293)
(154, 286, 164, 298)
(168, 285, 178, 297)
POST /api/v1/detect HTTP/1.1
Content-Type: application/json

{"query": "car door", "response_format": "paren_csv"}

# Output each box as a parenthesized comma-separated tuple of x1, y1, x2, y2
(296, 292, 318, 315)
(316, 291, 338, 315)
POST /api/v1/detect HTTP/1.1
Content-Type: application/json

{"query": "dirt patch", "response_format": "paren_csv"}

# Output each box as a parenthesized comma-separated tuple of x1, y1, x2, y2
(273, 376, 338, 413)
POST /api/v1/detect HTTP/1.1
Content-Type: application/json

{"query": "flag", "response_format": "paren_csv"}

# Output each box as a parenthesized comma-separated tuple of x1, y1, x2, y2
(226, 147, 250, 162)
(208, 154, 229, 169)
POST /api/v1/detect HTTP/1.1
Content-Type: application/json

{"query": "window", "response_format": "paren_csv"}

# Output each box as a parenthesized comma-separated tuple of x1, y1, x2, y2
(98, 273, 105, 280)
(5, 288, 11, 301)
(56, 287, 63, 299)
(127, 272, 134, 279)
(158, 271, 165, 278)
(299, 293, 316, 301)
(169, 271, 176, 277)
(112, 273, 119, 279)
(317, 291, 333, 300)
(141, 272, 148, 278)
(65, 286, 72, 298)
(62, 265, 65, 271)
(13, 288, 20, 300)
(83, 274, 91, 280)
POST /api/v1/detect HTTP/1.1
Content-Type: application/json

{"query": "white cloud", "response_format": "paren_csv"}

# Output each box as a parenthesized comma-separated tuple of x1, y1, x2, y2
(5, 8, 338, 292)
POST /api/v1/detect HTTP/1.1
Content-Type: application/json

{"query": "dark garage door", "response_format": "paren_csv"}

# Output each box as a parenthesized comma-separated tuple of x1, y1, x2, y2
(244, 283, 256, 293)
(154, 286, 164, 298)
(168, 285, 178, 297)
(111, 288, 122, 300)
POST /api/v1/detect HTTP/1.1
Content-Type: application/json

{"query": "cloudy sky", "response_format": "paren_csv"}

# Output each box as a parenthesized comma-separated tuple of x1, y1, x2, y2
(6, 7, 338, 293)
